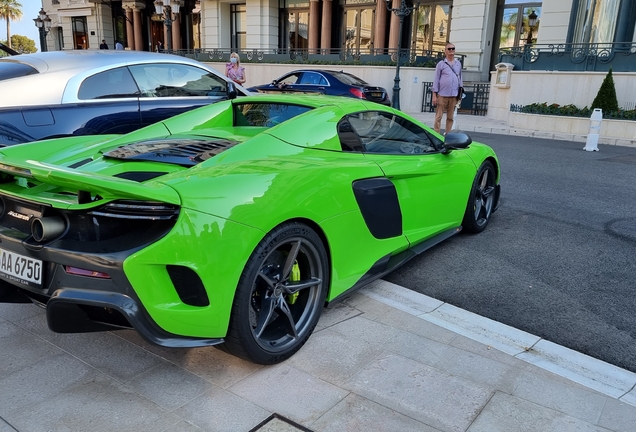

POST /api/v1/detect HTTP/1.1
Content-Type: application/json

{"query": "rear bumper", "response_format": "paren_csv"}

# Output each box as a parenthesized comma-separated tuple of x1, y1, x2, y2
(0, 282, 224, 348)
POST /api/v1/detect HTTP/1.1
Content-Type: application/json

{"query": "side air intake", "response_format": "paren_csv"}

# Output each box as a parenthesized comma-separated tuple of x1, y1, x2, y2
(166, 265, 210, 307)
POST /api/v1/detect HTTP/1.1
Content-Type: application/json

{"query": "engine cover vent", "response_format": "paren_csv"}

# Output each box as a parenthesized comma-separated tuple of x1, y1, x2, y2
(103, 138, 239, 167)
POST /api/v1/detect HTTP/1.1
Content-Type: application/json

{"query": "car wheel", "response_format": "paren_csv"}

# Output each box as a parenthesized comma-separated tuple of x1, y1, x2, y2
(222, 222, 329, 364)
(462, 161, 496, 234)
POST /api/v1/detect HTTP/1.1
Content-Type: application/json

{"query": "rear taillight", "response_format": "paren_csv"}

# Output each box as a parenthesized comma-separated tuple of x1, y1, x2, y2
(349, 88, 366, 99)
(88, 201, 179, 220)
(65, 266, 111, 279)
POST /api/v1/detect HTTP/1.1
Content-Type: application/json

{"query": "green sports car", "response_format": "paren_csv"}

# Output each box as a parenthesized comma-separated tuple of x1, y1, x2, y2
(0, 94, 500, 364)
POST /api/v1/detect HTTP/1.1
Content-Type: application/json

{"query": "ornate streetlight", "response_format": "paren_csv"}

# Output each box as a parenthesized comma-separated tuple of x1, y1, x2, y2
(154, 0, 181, 51)
(526, 10, 538, 45)
(33, 8, 52, 52)
(385, 0, 419, 110)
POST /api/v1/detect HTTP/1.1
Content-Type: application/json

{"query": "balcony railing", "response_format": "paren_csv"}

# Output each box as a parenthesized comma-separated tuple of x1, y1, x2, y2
(169, 47, 465, 68)
(498, 42, 636, 72)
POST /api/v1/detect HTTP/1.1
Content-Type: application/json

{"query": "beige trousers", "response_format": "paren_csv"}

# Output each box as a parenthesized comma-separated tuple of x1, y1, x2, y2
(434, 96, 457, 134)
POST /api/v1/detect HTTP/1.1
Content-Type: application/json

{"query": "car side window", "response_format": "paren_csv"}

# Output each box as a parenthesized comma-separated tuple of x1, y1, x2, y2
(129, 64, 227, 98)
(234, 103, 313, 127)
(346, 111, 440, 154)
(299, 72, 325, 85)
(277, 73, 301, 86)
(78, 67, 139, 100)
(337, 119, 364, 152)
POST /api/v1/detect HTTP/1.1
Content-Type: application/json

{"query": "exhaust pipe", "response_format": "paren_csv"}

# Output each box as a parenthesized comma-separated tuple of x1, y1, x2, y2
(31, 217, 66, 242)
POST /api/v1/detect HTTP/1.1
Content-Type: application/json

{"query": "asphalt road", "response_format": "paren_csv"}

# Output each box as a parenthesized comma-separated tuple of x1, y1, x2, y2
(384, 133, 636, 373)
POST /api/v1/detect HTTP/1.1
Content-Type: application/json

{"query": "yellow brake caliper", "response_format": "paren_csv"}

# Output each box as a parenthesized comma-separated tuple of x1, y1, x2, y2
(288, 261, 300, 305)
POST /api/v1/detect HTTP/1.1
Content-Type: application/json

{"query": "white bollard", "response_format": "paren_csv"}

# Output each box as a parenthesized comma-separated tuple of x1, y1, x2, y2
(583, 108, 602, 151)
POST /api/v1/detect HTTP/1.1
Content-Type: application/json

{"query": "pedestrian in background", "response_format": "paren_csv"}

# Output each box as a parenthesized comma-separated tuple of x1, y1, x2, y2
(225, 52, 246, 85)
(432, 42, 463, 134)
(115, 41, 124, 50)
(99, 39, 108, 49)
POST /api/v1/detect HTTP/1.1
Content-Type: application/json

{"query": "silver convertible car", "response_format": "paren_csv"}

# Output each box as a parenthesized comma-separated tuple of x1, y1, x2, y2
(0, 50, 248, 146)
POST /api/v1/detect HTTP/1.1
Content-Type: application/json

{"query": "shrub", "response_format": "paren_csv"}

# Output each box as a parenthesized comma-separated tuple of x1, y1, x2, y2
(591, 68, 619, 115)
(510, 102, 635, 121)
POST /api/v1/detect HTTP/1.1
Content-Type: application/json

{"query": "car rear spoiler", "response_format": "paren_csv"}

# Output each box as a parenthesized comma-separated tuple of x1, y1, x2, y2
(0, 159, 181, 205)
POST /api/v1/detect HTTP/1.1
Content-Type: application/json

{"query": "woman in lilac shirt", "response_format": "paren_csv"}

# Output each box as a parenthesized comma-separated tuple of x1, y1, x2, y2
(226, 52, 247, 85)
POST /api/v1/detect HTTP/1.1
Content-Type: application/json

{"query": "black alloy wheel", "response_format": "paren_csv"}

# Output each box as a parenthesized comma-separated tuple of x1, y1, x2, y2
(222, 222, 329, 364)
(462, 161, 496, 233)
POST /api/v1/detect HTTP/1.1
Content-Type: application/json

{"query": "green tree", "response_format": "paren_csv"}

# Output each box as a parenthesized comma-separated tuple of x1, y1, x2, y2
(591, 68, 619, 115)
(0, 0, 22, 49)
(8, 34, 35, 53)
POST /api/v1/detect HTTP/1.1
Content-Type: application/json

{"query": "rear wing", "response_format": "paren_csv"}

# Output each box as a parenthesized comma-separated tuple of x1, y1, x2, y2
(0, 158, 181, 207)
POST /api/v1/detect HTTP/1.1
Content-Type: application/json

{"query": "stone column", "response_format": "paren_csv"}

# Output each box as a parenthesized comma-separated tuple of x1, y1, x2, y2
(133, 7, 144, 51)
(320, 0, 332, 53)
(123, 2, 144, 50)
(308, 0, 321, 53)
(125, 7, 135, 50)
(374, 0, 387, 54)
(388, 0, 400, 53)
(172, 12, 181, 50)
(164, 22, 170, 50)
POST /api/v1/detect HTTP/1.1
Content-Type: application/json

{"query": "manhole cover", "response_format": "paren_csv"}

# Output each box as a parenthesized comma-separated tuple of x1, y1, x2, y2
(249, 413, 314, 432)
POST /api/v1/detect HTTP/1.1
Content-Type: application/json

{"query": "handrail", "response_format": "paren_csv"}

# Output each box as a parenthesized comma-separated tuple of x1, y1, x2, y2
(498, 42, 636, 72)
(163, 47, 465, 68)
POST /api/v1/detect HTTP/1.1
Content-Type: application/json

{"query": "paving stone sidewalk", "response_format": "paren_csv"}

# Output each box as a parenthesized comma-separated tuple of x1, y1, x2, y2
(1, 280, 636, 432)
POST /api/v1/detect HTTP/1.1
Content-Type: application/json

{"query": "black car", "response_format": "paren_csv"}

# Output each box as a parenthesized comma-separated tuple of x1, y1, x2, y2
(0, 50, 249, 146)
(249, 69, 391, 106)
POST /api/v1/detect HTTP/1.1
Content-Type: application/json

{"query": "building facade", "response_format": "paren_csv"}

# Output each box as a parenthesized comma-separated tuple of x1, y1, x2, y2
(39, 1, 636, 75)
(38, 0, 636, 114)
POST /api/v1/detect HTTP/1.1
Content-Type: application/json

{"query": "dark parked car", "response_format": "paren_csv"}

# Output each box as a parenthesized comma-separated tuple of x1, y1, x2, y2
(0, 50, 249, 146)
(249, 69, 391, 106)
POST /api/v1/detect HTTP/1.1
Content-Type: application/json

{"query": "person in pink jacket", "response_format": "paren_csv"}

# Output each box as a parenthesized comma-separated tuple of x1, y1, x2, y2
(226, 52, 246, 85)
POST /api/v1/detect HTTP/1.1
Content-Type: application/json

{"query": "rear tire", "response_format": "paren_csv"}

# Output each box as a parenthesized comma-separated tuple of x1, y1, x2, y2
(221, 222, 328, 364)
(462, 161, 496, 233)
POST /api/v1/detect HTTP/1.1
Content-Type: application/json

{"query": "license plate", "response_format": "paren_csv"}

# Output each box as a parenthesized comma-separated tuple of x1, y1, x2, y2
(371, 92, 383, 98)
(0, 248, 42, 286)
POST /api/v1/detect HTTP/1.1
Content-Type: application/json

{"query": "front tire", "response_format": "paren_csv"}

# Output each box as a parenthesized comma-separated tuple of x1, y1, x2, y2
(462, 161, 496, 233)
(222, 222, 329, 364)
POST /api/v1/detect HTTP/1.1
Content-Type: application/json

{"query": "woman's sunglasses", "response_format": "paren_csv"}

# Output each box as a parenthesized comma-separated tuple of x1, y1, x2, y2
(447, 47, 456, 51)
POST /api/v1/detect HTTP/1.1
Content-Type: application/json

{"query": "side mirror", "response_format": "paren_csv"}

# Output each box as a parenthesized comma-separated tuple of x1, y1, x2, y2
(227, 82, 238, 100)
(441, 132, 472, 154)
(271, 80, 277, 86)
